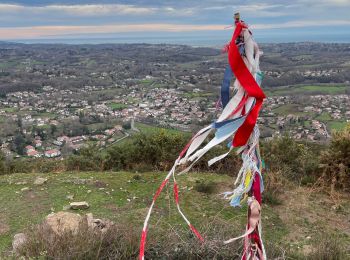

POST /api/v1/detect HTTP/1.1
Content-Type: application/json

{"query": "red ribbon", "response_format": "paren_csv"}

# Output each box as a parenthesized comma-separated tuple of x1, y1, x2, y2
(173, 182, 179, 204)
(228, 22, 266, 147)
(189, 224, 204, 242)
(229, 22, 265, 258)
(153, 179, 169, 202)
(139, 230, 147, 260)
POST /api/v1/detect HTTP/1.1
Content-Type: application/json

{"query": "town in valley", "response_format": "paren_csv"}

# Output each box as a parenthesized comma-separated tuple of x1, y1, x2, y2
(0, 42, 349, 158)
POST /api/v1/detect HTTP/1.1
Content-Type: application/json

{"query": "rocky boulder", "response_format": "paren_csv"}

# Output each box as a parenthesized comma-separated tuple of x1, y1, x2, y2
(44, 211, 82, 235)
(12, 211, 114, 255)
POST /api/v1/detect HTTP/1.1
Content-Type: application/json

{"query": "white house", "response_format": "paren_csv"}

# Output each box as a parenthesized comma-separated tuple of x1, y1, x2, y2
(44, 149, 61, 158)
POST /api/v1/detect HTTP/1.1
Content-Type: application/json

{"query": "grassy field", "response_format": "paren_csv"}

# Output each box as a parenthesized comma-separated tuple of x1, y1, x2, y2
(1, 108, 18, 113)
(0, 171, 349, 258)
(134, 122, 190, 135)
(328, 121, 348, 130)
(272, 105, 348, 131)
(316, 112, 332, 121)
(272, 104, 308, 116)
(265, 84, 349, 96)
(106, 102, 128, 111)
(139, 79, 154, 85)
(32, 112, 57, 119)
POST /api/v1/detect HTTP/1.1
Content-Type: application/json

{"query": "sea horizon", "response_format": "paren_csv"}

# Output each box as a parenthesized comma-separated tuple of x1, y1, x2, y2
(3, 30, 350, 46)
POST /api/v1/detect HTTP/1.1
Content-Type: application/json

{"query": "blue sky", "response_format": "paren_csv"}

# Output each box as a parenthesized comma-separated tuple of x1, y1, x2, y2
(0, 0, 349, 43)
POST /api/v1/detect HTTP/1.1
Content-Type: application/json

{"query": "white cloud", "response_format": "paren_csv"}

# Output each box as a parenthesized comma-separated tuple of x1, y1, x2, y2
(298, 0, 350, 6)
(44, 4, 156, 16)
(204, 3, 287, 17)
(0, 4, 156, 16)
(0, 3, 195, 17)
(252, 19, 350, 29)
(0, 4, 27, 12)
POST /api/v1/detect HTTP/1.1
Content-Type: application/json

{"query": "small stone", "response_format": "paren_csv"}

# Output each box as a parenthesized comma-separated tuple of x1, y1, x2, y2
(15, 181, 27, 185)
(72, 179, 88, 185)
(34, 177, 48, 185)
(66, 195, 74, 200)
(306, 236, 311, 239)
(70, 201, 90, 210)
(12, 233, 27, 254)
(21, 187, 30, 192)
(331, 204, 342, 211)
(127, 198, 131, 202)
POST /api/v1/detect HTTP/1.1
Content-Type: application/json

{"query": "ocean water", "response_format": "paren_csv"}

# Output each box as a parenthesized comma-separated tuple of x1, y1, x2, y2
(11, 29, 350, 46)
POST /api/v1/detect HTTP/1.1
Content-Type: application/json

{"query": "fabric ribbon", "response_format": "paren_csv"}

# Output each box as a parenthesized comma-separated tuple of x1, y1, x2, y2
(227, 22, 266, 147)
(140, 19, 267, 260)
(224, 198, 261, 244)
(221, 65, 234, 108)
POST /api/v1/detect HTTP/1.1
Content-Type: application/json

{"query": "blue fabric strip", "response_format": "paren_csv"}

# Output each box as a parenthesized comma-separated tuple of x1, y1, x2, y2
(215, 116, 246, 139)
(213, 118, 235, 129)
(221, 65, 234, 108)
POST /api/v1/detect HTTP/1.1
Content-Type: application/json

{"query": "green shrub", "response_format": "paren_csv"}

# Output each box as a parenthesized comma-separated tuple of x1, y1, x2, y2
(103, 130, 241, 174)
(261, 136, 319, 182)
(66, 145, 105, 172)
(105, 130, 188, 172)
(6, 159, 32, 174)
(320, 124, 350, 191)
(0, 152, 6, 175)
(104, 144, 135, 171)
(194, 180, 217, 194)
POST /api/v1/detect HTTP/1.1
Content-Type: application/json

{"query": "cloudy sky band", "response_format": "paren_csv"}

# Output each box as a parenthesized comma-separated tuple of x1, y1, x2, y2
(0, 1, 349, 41)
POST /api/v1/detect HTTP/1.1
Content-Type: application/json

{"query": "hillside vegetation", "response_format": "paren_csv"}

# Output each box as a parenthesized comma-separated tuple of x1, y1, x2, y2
(1, 171, 349, 259)
(0, 124, 349, 259)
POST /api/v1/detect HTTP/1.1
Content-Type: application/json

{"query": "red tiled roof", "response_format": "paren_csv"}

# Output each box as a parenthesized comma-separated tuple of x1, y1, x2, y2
(27, 150, 38, 156)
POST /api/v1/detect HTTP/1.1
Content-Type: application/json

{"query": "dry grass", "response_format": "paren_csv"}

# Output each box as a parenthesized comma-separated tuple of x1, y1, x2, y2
(17, 219, 139, 259)
(15, 217, 246, 260)
(308, 235, 347, 260)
